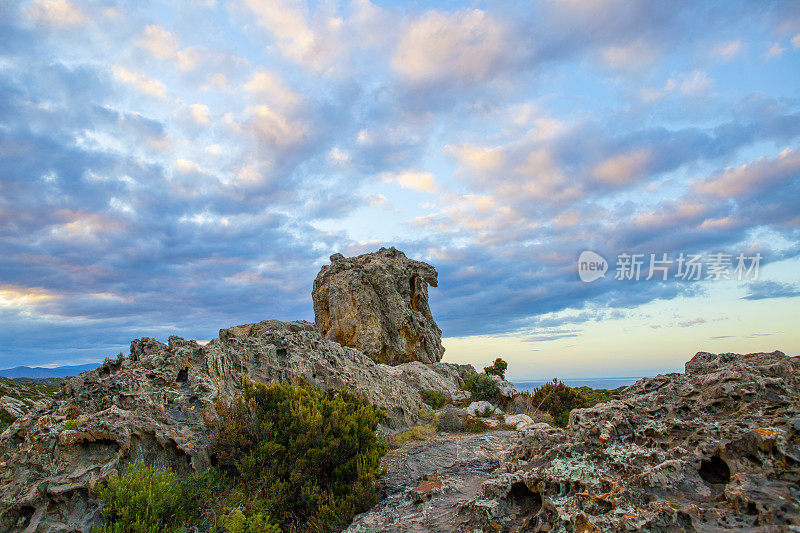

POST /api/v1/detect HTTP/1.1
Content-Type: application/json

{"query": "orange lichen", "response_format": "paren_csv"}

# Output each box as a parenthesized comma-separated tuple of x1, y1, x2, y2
(755, 428, 777, 436)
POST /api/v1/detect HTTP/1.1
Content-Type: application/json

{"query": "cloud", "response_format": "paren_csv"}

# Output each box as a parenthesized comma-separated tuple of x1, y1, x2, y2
(601, 39, 658, 70)
(792, 33, 800, 49)
(381, 170, 439, 193)
(764, 43, 785, 59)
(709, 40, 743, 61)
(111, 65, 167, 98)
(241, 0, 342, 71)
(641, 70, 713, 101)
(678, 318, 706, 327)
(187, 104, 211, 124)
(27, 0, 85, 27)
(592, 149, 653, 185)
(392, 9, 514, 86)
(694, 147, 800, 199)
(138, 25, 179, 60)
(244, 71, 301, 109)
(741, 280, 800, 301)
(524, 331, 581, 342)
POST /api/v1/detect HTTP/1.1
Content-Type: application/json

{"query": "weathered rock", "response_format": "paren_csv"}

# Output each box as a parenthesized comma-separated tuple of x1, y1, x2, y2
(0, 320, 470, 532)
(503, 413, 534, 431)
(466, 401, 501, 417)
(346, 431, 520, 532)
(462, 351, 800, 531)
(312, 247, 445, 364)
(488, 373, 519, 399)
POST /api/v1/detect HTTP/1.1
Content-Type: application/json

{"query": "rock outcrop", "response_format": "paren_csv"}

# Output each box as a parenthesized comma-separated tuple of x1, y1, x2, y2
(0, 320, 473, 532)
(463, 350, 800, 531)
(312, 247, 445, 364)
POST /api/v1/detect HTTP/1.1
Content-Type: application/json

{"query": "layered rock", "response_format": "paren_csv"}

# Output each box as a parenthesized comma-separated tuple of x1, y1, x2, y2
(0, 320, 473, 532)
(312, 247, 445, 364)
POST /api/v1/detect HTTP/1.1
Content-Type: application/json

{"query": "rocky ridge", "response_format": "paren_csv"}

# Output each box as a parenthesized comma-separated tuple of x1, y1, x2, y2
(0, 318, 478, 531)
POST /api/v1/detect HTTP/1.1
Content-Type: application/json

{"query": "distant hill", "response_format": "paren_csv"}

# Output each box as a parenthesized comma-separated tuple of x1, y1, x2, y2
(0, 363, 99, 379)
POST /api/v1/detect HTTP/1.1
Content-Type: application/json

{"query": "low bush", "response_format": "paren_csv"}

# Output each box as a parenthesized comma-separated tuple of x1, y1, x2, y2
(483, 358, 508, 379)
(525, 380, 624, 427)
(64, 418, 77, 430)
(390, 423, 437, 445)
(528, 379, 587, 427)
(420, 389, 448, 408)
(216, 509, 280, 533)
(464, 374, 499, 403)
(93, 463, 191, 533)
(213, 379, 387, 532)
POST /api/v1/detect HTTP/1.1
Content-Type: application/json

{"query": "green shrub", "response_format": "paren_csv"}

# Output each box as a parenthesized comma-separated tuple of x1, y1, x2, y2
(483, 358, 508, 379)
(0, 410, 16, 431)
(528, 379, 587, 428)
(420, 389, 448, 408)
(463, 417, 489, 433)
(216, 509, 280, 533)
(390, 423, 436, 445)
(213, 379, 387, 532)
(464, 373, 499, 402)
(64, 418, 77, 430)
(93, 463, 190, 533)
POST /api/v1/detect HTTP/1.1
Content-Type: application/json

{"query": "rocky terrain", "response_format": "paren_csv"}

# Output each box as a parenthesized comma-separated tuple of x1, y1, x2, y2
(0, 248, 798, 532)
(0, 379, 61, 430)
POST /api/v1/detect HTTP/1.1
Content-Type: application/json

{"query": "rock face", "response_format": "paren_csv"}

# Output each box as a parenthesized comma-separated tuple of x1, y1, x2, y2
(346, 431, 520, 533)
(463, 351, 800, 531)
(312, 247, 445, 364)
(0, 320, 473, 532)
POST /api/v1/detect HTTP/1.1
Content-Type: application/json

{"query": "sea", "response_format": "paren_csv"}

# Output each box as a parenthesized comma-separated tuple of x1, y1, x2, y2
(512, 377, 644, 392)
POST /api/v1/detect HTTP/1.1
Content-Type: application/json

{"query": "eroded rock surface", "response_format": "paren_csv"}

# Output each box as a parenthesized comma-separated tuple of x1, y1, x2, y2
(346, 431, 520, 533)
(0, 320, 473, 532)
(312, 247, 445, 364)
(463, 351, 800, 532)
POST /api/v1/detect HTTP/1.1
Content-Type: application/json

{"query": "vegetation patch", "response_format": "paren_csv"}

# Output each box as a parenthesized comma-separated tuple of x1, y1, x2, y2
(483, 358, 508, 379)
(93, 379, 387, 532)
(420, 389, 449, 409)
(464, 374, 500, 403)
(525, 379, 624, 427)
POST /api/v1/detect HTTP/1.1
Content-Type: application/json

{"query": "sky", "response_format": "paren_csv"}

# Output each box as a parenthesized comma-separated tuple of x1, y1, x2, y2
(1, 0, 799, 379)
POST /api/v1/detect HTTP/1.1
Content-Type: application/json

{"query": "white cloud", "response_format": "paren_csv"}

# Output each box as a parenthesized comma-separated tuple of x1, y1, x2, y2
(242, 0, 341, 71)
(138, 25, 179, 60)
(27, 0, 85, 26)
(601, 39, 657, 70)
(392, 9, 513, 85)
(792, 33, 800, 49)
(381, 170, 439, 193)
(244, 71, 301, 109)
(764, 43, 785, 59)
(188, 104, 211, 124)
(245, 105, 309, 149)
(111, 65, 167, 98)
(641, 70, 712, 101)
(709, 40, 743, 61)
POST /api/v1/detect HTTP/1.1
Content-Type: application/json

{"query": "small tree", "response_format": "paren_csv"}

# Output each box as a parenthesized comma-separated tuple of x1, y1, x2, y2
(484, 357, 508, 379)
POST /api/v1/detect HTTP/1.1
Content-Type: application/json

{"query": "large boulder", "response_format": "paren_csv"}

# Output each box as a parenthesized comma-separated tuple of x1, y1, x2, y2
(312, 247, 445, 364)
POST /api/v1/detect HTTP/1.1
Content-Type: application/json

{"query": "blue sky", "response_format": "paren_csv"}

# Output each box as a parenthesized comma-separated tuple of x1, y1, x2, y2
(1, 0, 799, 378)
